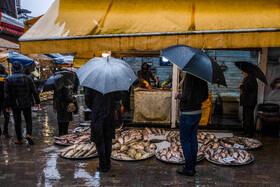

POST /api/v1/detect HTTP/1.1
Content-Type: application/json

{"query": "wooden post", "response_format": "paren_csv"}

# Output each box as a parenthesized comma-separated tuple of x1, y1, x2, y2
(257, 48, 268, 104)
(256, 48, 268, 131)
(171, 65, 179, 128)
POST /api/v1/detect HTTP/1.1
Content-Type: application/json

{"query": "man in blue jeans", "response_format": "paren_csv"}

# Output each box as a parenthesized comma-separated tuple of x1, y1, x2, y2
(175, 73, 208, 176)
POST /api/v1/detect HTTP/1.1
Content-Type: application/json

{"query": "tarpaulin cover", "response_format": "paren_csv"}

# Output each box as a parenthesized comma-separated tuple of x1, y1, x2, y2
(0, 0, 17, 18)
(8, 50, 34, 66)
(19, 0, 280, 55)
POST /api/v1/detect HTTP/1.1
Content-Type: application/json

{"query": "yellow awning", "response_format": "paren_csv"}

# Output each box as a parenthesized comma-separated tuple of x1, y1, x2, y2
(20, 0, 280, 56)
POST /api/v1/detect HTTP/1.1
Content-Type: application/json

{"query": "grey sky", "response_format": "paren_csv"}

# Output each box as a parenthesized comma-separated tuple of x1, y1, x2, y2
(21, 0, 55, 17)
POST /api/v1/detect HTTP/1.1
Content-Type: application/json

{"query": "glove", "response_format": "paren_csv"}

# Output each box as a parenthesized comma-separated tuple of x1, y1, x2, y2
(161, 81, 168, 88)
(143, 80, 149, 88)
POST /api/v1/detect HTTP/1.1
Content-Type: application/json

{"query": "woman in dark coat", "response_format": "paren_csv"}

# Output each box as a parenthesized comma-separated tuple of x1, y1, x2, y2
(53, 86, 73, 136)
(85, 87, 121, 172)
(238, 71, 258, 138)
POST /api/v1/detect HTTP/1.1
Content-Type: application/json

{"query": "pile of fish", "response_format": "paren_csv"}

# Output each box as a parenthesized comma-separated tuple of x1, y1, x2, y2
(219, 136, 262, 150)
(199, 138, 221, 151)
(156, 131, 204, 163)
(112, 141, 157, 160)
(144, 127, 166, 136)
(54, 134, 91, 145)
(166, 131, 180, 142)
(197, 132, 215, 144)
(205, 147, 253, 165)
(115, 129, 144, 144)
(79, 121, 91, 127)
(58, 142, 97, 159)
(72, 126, 90, 135)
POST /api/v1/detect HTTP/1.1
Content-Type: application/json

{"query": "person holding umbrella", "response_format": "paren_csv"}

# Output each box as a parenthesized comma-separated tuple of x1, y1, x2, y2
(85, 87, 122, 172)
(53, 80, 75, 136)
(161, 45, 226, 176)
(77, 57, 137, 172)
(235, 61, 268, 138)
(175, 73, 208, 176)
(238, 71, 258, 137)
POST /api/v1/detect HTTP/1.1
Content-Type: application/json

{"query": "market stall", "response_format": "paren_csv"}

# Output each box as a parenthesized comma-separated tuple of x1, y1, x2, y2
(19, 0, 280, 127)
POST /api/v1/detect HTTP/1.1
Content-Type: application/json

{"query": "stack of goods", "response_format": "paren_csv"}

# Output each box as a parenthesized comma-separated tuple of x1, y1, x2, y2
(58, 142, 97, 159)
(199, 137, 221, 151)
(144, 127, 166, 136)
(219, 136, 262, 150)
(54, 134, 91, 146)
(204, 147, 254, 165)
(156, 131, 204, 164)
(72, 126, 90, 135)
(115, 129, 144, 145)
(197, 132, 215, 144)
(111, 141, 157, 161)
(112, 129, 156, 161)
(79, 121, 91, 127)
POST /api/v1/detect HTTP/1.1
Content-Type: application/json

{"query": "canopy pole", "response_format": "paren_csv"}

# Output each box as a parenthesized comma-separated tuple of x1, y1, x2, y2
(256, 47, 268, 131)
(257, 48, 268, 104)
(171, 65, 179, 128)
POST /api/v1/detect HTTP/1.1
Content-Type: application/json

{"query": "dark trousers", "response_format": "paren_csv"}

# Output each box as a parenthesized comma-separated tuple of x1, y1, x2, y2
(0, 109, 10, 134)
(58, 122, 69, 136)
(12, 107, 32, 140)
(92, 115, 115, 169)
(179, 113, 201, 171)
(243, 106, 255, 137)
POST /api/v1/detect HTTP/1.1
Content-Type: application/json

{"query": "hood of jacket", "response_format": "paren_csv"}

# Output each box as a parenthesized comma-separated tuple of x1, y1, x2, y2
(12, 62, 23, 74)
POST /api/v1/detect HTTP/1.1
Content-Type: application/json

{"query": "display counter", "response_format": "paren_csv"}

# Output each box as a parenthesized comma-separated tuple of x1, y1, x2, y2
(133, 88, 172, 124)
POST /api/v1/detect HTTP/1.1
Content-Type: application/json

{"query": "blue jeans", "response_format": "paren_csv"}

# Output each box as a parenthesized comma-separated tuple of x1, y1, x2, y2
(179, 113, 202, 171)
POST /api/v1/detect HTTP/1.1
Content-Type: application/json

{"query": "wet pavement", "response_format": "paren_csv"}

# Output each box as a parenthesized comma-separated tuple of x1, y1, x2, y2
(0, 100, 280, 187)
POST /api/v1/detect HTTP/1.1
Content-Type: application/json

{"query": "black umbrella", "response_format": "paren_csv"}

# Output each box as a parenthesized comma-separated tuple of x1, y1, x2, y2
(234, 61, 268, 85)
(39, 71, 77, 92)
(161, 45, 227, 87)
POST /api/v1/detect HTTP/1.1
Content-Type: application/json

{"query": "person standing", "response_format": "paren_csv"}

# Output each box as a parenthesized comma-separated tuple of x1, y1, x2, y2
(238, 71, 258, 138)
(0, 65, 11, 138)
(4, 62, 40, 145)
(175, 73, 208, 176)
(137, 62, 158, 89)
(85, 87, 121, 172)
(53, 85, 73, 136)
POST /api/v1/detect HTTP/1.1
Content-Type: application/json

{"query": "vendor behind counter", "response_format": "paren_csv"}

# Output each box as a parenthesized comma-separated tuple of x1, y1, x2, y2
(137, 62, 159, 89)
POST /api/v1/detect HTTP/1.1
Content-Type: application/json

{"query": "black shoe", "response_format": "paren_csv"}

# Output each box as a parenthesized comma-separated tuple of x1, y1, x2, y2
(97, 165, 109, 172)
(176, 167, 195, 176)
(26, 134, 34, 145)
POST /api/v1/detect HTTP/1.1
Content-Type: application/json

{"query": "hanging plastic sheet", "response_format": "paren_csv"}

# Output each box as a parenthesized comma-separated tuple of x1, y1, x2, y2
(8, 50, 34, 66)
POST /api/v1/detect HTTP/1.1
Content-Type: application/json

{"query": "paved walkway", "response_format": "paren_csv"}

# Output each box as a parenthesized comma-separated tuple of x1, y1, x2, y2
(0, 101, 279, 187)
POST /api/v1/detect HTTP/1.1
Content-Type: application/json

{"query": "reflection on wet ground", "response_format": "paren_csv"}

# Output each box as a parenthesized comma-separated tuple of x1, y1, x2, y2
(0, 100, 280, 186)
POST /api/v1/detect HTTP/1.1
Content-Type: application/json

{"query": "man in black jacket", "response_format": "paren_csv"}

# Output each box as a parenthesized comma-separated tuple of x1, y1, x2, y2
(0, 64, 11, 138)
(4, 62, 40, 145)
(85, 87, 121, 172)
(175, 73, 208, 176)
(238, 71, 258, 138)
